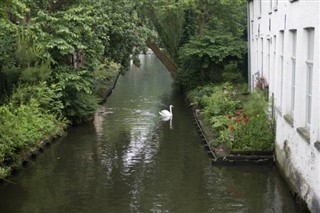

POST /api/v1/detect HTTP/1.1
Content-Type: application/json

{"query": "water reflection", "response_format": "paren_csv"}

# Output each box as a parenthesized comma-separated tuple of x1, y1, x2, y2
(160, 116, 173, 129)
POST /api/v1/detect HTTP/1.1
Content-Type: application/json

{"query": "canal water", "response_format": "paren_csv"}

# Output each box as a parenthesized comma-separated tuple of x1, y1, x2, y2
(0, 54, 299, 212)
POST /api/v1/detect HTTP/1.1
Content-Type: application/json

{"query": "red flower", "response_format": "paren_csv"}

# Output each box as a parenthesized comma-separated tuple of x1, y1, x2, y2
(228, 114, 232, 119)
(244, 117, 249, 123)
(235, 117, 241, 122)
(235, 111, 240, 116)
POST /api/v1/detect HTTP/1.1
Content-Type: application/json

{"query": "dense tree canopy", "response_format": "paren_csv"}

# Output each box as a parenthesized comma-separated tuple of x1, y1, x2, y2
(0, 0, 247, 115)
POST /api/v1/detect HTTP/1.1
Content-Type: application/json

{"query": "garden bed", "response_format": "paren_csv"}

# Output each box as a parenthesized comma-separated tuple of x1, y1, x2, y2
(190, 104, 275, 165)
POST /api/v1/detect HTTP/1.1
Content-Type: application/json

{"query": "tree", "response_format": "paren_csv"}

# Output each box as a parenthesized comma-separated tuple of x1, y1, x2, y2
(175, 0, 248, 89)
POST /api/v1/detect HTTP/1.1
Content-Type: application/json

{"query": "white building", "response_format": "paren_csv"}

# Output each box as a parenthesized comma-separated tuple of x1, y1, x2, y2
(247, 0, 320, 211)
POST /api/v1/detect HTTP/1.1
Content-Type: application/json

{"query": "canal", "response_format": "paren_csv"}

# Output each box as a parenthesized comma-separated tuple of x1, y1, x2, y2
(0, 54, 299, 212)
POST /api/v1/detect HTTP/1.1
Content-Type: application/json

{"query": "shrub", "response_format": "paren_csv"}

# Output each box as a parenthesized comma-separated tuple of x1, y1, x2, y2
(0, 99, 67, 179)
(202, 82, 243, 119)
(53, 66, 98, 124)
(10, 82, 64, 118)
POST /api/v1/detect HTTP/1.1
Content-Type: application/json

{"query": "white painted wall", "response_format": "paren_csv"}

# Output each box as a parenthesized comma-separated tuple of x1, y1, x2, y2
(247, 0, 320, 211)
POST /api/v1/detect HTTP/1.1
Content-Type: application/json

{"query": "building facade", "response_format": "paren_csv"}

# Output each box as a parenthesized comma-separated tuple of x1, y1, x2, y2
(247, 0, 320, 211)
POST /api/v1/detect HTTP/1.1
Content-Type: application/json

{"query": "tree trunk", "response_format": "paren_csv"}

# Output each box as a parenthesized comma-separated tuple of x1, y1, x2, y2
(146, 38, 177, 76)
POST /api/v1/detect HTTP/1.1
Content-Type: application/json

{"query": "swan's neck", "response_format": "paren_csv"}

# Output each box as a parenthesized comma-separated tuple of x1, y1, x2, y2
(169, 106, 172, 114)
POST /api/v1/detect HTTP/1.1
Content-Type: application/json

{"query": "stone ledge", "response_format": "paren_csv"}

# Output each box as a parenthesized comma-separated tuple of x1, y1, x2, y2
(314, 141, 320, 152)
(284, 114, 294, 127)
(296, 127, 310, 144)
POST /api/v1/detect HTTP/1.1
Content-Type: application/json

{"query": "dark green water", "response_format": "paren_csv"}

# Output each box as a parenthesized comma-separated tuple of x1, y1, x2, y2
(0, 54, 299, 213)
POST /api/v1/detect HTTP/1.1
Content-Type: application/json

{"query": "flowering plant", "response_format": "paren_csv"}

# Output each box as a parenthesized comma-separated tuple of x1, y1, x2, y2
(217, 92, 275, 151)
(217, 109, 249, 148)
(227, 109, 249, 132)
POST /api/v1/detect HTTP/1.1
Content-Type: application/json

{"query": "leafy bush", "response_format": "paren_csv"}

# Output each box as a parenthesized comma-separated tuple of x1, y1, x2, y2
(0, 99, 67, 179)
(53, 66, 98, 124)
(10, 82, 64, 118)
(202, 82, 243, 119)
(222, 63, 246, 84)
(187, 84, 217, 108)
(176, 33, 247, 88)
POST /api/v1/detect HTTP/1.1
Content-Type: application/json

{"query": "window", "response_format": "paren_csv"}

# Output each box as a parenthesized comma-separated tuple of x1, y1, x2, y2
(274, 0, 278, 10)
(290, 30, 297, 115)
(305, 28, 314, 130)
(259, 0, 262, 16)
(273, 35, 277, 92)
(250, 1, 254, 20)
(267, 38, 271, 86)
(261, 38, 264, 76)
(256, 38, 259, 73)
(279, 31, 284, 109)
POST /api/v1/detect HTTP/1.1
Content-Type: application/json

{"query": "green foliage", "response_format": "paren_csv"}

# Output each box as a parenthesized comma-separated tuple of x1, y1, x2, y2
(0, 19, 17, 67)
(10, 82, 64, 118)
(0, 65, 21, 101)
(170, 0, 247, 88)
(94, 58, 121, 100)
(0, 98, 67, 179)
(188, 84, 217, 107)
(0, 19, 18, 100)
(202, 83, 243, 118)
(176, 33, 247, 86)
(20, 62, 52, 83)
(30, 6, 106, 67)
(53, 66, 98, 124)
(16, 31, 52, 82)
(0, 0, 29, 20)
(143, 0, 191, 61)
(181, 35, 246, 64)
(222, 63, 246, 84)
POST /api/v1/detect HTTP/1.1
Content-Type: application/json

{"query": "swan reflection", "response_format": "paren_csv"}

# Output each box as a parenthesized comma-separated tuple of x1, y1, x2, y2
(160, 116, 173, 129)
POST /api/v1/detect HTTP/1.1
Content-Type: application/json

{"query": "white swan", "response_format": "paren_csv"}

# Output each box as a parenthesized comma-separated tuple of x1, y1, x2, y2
(159, 105, 173, 117)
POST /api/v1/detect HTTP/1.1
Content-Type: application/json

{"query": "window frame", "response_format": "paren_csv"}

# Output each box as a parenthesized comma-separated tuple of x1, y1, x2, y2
(304, 28, 315, 130)
(290, 30, 297, 116)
